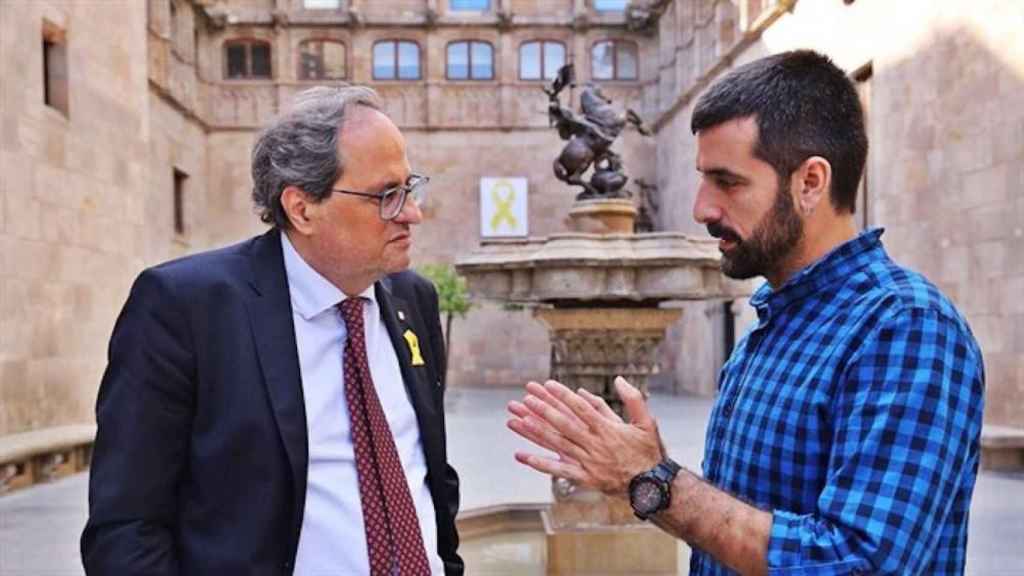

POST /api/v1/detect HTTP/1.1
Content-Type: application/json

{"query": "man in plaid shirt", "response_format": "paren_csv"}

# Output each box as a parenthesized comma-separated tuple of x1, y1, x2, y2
(508, 50, 985, 575)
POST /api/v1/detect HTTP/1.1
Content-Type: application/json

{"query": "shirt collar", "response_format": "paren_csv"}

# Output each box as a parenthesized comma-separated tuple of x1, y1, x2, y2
(281, 232, 377, 321)
(750, 227, 886, 322)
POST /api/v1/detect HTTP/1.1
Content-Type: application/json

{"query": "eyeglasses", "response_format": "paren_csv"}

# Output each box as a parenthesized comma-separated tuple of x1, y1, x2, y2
(331, 173, 430, 221)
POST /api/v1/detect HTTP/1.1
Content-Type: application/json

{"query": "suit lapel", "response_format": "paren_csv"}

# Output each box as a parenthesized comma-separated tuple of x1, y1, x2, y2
(376, 282, 442, 459)
(244, 230, 308, 537)
(377, 283, 438, 419)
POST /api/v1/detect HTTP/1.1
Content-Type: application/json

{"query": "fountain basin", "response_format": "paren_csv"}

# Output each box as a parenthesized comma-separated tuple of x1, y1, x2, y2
(454, 232, 749, 304)
(457, 504, 690, 575)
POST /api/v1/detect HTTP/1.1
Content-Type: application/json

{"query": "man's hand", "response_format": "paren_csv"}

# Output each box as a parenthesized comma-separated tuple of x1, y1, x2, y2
(506, 376, 663, 496)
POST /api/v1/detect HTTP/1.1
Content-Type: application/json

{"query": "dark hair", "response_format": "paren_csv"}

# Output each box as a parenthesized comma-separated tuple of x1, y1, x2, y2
(250, 86, 383, 228)
(690, 50, 868, 213)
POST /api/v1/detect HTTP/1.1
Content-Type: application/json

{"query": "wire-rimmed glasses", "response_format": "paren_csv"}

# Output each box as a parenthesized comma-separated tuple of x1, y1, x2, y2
(331, 173, 430, 221)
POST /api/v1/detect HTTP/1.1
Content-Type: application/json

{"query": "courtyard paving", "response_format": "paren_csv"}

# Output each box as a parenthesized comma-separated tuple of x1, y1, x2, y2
(1, 388, 1021, 575)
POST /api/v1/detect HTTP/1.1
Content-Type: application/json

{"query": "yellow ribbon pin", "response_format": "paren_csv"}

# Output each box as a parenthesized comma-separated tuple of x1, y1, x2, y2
(489, 180, 519, 232)
(403, 329, 425, 366)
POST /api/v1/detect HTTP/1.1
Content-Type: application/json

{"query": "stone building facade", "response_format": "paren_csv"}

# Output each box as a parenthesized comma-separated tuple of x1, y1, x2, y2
(0, 0, 655, 437)
(0, 0, 1020, 442)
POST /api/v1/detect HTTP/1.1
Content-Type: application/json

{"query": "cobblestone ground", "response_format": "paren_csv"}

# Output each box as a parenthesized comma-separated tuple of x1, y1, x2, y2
(1, 388, 1022, 575)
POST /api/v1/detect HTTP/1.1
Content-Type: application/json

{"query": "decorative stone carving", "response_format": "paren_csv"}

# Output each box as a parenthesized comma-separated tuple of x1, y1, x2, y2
(536, 308, 683, 415)
(633, 178, 659, 232)
(496, 9, 514, 30)
(424, 7, 439, 28)
(271, 9, 289, 27)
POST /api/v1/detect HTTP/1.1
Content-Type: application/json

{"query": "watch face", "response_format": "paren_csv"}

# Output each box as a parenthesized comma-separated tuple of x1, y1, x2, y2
(631, 478, 663, 515)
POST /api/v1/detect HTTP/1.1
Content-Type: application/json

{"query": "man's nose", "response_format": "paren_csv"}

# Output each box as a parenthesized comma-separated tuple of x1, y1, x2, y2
(692, 184, 721, 225)
(395, 196, 423, 225)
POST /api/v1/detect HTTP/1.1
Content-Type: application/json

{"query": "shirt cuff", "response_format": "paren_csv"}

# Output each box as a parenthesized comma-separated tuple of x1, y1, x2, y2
(767, 509, 870, 575)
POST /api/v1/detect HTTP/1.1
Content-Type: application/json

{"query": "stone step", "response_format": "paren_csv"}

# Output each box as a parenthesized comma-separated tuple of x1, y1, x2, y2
(980, 425, 1024, 471)
(0, 424, 96, 495)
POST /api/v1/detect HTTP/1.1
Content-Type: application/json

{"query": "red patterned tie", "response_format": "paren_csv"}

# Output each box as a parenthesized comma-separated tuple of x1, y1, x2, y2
(338, 298, 432, 576)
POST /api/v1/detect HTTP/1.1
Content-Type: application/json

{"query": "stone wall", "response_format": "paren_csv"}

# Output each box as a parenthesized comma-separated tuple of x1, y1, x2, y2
(0, 0, 151, 435)
(650, 0, 1023, 425)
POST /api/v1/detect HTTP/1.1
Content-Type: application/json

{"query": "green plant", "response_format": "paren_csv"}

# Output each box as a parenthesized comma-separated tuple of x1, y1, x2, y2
(418, 264, 473, 368)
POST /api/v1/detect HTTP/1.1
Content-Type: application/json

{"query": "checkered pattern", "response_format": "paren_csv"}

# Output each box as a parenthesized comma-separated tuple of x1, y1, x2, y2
(339, 298, 431, 576)
(691, 229, 985, 575)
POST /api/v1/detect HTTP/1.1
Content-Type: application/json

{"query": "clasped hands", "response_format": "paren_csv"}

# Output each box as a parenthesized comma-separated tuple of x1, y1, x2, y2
(506, 376, 664, 497)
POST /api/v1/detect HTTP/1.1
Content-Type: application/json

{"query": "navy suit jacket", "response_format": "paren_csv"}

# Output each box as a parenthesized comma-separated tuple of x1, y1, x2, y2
(81, 229, 463, 575)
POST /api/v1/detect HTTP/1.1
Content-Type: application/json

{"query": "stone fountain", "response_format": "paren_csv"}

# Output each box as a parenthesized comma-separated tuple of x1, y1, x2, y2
(454, 65, 749, 575)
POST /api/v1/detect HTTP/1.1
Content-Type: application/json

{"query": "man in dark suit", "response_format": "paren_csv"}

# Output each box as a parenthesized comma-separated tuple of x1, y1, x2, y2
(81, 86, 463, 575)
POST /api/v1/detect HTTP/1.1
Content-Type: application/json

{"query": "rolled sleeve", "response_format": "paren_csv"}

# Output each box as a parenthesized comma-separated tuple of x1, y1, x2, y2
(768, 509, 870, 574)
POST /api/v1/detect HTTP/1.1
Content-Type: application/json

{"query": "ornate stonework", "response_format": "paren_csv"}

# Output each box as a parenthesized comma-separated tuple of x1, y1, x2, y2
(537, 308, 683, 414)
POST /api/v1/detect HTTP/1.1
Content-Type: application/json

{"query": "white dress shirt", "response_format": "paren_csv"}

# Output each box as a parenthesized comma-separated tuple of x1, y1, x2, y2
(282, 233, 442, 576)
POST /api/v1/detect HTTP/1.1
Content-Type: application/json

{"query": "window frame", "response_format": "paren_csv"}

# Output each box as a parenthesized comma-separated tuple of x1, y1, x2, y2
(448, 0, 491, 11)
(445, 39, 494, 81)
(223, 38, 273, 80)
(302, 0, 342, 9)
(590, 39, 638, 82)
(42, 19, 69, 117)
(173, 168, 188, 237)
(518, 39, 567, 82)
(592, 0, 628, 12)
(297, 38, 348, 81)
(372, 39, 422, 81)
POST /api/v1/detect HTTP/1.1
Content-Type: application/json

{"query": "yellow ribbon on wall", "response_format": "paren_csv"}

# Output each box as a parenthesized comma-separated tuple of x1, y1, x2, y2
(489, 179, 519, 232)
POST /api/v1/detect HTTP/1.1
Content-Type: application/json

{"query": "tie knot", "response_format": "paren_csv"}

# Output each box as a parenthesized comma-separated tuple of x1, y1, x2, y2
(338, 297, 365, 329)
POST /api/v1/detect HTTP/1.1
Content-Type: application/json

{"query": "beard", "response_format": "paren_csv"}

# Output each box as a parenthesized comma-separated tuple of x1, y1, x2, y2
(707, 179, 803, 280)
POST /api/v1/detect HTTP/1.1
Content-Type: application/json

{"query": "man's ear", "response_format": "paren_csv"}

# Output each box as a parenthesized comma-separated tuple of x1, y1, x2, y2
(281, 185, 317, 234)
(794, 156, 832, 217)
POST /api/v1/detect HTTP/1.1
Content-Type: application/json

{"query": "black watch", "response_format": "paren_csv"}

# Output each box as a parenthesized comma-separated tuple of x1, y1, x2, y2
(628, 458, 681, 521)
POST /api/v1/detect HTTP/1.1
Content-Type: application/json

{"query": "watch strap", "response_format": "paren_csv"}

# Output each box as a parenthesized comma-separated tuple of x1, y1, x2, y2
(652, 458, 681, 483)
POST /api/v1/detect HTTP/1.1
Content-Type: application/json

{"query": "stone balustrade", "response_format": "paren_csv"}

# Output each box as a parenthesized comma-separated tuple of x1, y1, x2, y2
(0, 425, 96, 495)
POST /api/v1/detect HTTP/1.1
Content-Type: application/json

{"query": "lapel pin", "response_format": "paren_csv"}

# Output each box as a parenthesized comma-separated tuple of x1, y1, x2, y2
(403, 329, 426, 366)
(397, 310, 406, 322)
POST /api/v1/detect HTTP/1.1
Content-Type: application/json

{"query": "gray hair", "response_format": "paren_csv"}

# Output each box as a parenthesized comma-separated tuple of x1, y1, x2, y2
(251, 86, 383, 228)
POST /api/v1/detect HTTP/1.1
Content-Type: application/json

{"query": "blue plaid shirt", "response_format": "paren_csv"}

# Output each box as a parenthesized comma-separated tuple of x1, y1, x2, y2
(691, 229, 985, 575)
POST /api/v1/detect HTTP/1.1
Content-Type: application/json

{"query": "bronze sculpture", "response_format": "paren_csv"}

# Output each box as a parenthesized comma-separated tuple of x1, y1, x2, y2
(545, 64, 650, 200)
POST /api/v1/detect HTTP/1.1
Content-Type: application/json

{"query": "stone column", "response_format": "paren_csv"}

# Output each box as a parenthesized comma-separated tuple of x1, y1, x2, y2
(533, 306, 683, 575)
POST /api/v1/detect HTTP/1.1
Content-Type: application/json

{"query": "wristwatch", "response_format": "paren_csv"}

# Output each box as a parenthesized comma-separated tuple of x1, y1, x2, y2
(628, 457, 681, 521)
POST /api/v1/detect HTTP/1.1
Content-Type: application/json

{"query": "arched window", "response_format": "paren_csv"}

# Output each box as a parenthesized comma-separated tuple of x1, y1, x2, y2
(373, 40, 421, 80)
(224, 39, 271, 79)
(446, 40, 493, 80)
(299, 40, 346, 80)
(591, 40, 637, 81)
(519, 40, 565, 81)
